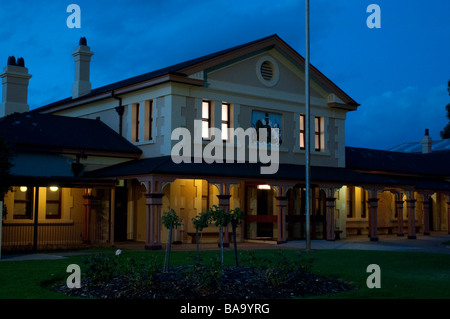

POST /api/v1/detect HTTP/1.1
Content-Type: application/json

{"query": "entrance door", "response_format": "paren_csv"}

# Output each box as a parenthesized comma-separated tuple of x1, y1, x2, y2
(245, 185, 276, 240)
(256, 188, 274, 238)
(114, 187, 128, 242)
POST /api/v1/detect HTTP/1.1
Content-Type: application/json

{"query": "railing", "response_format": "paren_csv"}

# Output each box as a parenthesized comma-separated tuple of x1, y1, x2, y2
(1, 221, 109, 251)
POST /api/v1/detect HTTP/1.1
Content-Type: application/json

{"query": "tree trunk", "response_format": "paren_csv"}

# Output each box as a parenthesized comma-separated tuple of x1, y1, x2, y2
(196, 229, 200, 265)
(164, 226, 173, 272)
(232, 224, 238, 267)
(219, 225, 224, 265)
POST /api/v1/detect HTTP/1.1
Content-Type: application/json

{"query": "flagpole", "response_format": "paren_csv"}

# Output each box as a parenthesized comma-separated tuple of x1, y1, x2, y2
(305, 0, 311, 251)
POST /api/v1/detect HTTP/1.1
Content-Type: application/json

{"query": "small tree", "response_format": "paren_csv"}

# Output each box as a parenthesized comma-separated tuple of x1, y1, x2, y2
(208, 205, 231, 266)
(229, 208, 244, 267)
(440, 79, 450, 139)
(162, 209, 182, 272)
(192, 211, 211, 265)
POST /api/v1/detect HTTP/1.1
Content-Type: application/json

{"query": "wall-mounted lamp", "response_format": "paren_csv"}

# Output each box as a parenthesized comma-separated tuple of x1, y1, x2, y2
(257, 184, 271, 190)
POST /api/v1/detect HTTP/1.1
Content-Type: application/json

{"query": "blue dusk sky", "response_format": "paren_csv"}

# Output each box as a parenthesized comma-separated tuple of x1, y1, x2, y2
(0, 0, 449, 150)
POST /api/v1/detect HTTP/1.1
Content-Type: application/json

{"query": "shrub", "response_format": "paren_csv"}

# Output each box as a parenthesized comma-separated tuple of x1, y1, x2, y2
(82, 251, 160, 287)
(82, 253, 119, 285)
(262, 250, 313, 287)
(184, 255, 223, 290)
(118, 255, 160, 288)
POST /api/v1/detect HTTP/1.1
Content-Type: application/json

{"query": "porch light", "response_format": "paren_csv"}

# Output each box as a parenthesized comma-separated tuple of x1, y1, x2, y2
(19, 186, 27, 192)
(50, 186, 59, 192)
(257, 184, 271, 190)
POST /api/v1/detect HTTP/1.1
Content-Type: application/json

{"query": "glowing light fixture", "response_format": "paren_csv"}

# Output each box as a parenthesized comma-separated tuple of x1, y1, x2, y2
(20, 186, 28, 192)
(50, 186, 59, 192)
(257, 184, 271, 190)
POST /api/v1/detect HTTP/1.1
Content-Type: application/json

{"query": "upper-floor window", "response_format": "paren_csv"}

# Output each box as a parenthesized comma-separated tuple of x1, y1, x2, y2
(145, 100, 154, 141)
(299, 115, 324, 151)
(132, 102, 140, 142)
(13, 186, 33, 219)
(131, 100, 154, 143)
(202, 100, 211, 140)
(46, 187, 61, 219)
(221, 103, 230, 141)
(315, 116, 321, 151)
(299, 114, 305, 149)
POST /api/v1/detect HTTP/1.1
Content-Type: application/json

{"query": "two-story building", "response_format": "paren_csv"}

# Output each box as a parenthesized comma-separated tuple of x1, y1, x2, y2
(1, 35, 449, 252)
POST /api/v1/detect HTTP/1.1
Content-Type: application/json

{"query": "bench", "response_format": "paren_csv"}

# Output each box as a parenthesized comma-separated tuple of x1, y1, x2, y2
(377, 226, 396, 235)
(187, 232, 232, 245)
(334, 229, 343, 240)
(346, 226, 365, 235)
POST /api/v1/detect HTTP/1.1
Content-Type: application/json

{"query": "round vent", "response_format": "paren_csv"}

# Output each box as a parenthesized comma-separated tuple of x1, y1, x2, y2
(256, 56, 279, 87)
(260, 61, 273, 81)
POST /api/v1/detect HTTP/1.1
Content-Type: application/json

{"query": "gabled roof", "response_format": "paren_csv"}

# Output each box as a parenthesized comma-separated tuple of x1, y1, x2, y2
(0, 112, 141, 158)
(33, 34, 359, 113)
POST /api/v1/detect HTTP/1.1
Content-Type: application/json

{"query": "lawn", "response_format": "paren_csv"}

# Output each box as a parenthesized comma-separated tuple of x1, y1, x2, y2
(0, 248, 449, 299)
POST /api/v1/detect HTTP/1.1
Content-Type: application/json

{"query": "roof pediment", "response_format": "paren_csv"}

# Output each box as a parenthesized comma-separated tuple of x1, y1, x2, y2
(34, 34, 359, 113)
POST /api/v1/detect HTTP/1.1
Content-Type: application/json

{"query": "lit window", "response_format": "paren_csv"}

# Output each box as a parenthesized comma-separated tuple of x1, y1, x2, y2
(46, 187, 61, 219)
(13, 186, 33, 219)
(202, 100, 211, 139)
(221, 103, 230, 141)
(315, 116, 321, 151)
(299, 114, 305, 149)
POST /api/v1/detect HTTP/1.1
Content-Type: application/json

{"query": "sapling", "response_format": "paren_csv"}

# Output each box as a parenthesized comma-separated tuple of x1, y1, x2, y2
(192, 211, 211, 265)
(162, 209, 182, 272)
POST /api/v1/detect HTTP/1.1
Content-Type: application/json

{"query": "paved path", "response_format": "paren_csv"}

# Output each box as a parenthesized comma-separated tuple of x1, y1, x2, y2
(284, 232, 450, 254)
(1, 232, 449, 261)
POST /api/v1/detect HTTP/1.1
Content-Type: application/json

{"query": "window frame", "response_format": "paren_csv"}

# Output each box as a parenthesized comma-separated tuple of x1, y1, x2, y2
(46, 187, 62, 219)
(133, 102, 140, 142)
(299, 114, 305, 150)
(147, 100, 153, 141)
(314, 116, 321, 151)
(202, 100, 211, 140)
(221, 102, 230, 141)
(13, 186, 33, 220)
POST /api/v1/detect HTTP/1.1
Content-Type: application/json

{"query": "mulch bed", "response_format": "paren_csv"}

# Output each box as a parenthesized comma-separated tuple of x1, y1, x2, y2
(57, 266, 353, 299)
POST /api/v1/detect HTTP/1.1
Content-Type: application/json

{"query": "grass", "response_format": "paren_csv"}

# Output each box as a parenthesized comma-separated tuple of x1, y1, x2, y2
(0, 248, 449, 299)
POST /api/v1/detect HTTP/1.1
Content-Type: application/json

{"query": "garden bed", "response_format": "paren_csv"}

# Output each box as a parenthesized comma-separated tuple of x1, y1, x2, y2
(57, 265, 353, 299)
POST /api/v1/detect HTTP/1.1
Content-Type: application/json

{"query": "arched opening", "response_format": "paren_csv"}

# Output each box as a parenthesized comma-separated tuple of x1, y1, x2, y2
(286, 186, 326, 240)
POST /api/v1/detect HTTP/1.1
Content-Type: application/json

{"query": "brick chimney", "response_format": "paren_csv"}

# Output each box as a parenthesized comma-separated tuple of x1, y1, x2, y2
(72, 37, 94, 99)
(421, 128, 432, 154)
(0, 56, 32, 117)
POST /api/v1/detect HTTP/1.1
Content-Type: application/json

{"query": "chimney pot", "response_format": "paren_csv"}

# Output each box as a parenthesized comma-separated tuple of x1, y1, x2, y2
(16, 57, 25, 67)
(1, 57, 32, 117)
(72, 37, 94, 99)
(421, 129, 432, 154)
(79, 37, 87, 46)
(7, 56, 16, 66)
